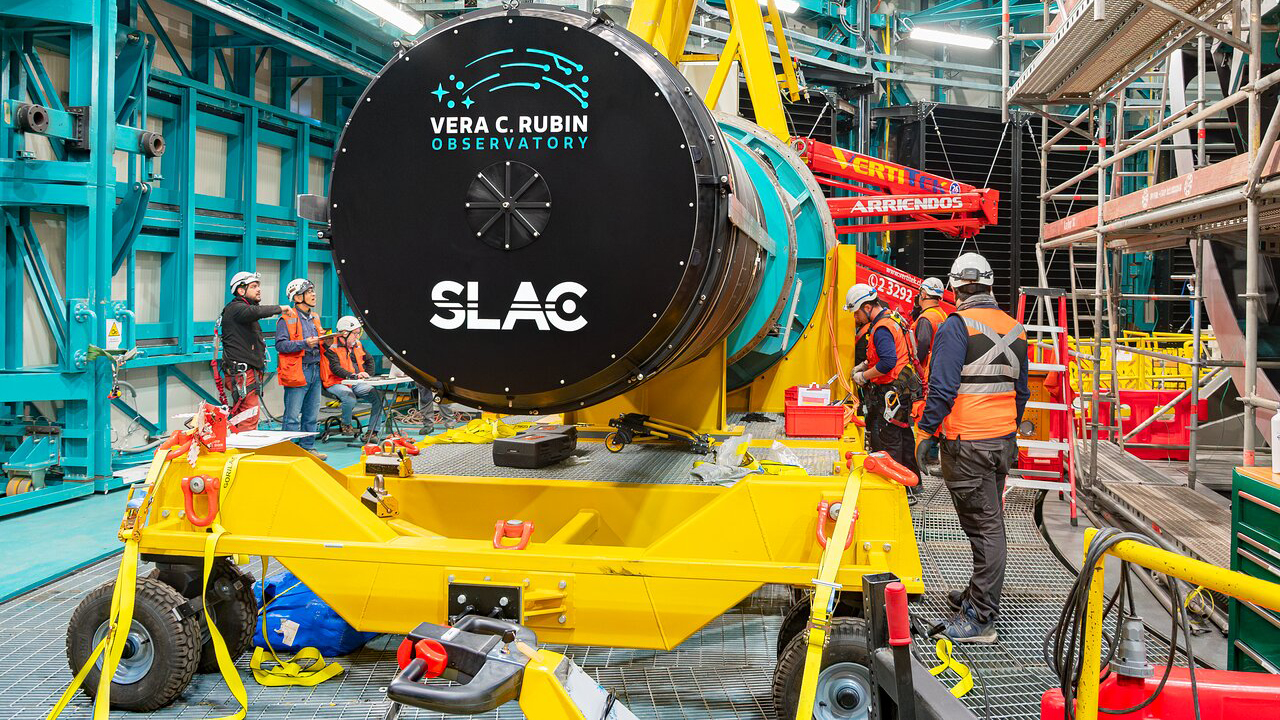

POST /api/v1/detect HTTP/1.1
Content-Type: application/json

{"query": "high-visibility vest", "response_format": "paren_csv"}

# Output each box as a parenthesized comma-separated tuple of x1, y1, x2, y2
(335, 340, 368, 377)
(278, 308, 335, 388)
(913, 305, 950, 381)
(941, 306, 1027, 441)
(858, 310, 910, 385)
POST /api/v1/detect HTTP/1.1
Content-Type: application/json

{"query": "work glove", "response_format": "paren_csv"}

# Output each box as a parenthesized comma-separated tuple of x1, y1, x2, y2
(916, 434, 938, 473)
(852, 361, 869, 374)
(852, 370, 869, 387)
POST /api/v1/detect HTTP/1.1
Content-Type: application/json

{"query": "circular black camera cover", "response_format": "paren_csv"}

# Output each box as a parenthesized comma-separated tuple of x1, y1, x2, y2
(329, 6, 750, 413)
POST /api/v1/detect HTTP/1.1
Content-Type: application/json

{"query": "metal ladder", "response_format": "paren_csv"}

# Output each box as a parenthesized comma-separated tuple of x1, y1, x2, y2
(1011, 287, 1079, 525)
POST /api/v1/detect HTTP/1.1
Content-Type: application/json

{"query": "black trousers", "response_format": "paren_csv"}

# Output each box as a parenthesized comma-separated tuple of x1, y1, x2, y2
(866, 412, 920, 479)
(940, 435, 1015, 624)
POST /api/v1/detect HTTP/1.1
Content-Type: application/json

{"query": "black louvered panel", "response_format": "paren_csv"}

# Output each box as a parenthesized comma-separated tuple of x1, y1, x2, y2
(922, 107, 1016, 308)
(737, 91, 837, 144)
(1021, 116, 1098, 331)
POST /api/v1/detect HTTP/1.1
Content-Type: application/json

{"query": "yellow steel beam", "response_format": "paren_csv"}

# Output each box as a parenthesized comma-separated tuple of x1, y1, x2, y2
(660, 0, 700, 65)
(726, 0, 789, 141)
(706, 30, 740, 110)
(765, 0, 802, 102)
(627, 0, 671, 52)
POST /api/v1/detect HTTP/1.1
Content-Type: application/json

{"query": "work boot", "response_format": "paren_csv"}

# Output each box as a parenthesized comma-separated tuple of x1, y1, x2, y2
(339, 423, 356, 436)
(945, 589, 966, 613)
(935, 606, 997, 644)
(310, 450, 328, 461)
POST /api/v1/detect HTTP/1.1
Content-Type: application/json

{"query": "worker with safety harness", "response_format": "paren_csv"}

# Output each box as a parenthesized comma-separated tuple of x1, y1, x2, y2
(911, 277, 950, 456)
(324, 316, 384, 440)
(217, 271, 284, 431)
(917, 252, 1029, 644)
(276, 278, 332, 461)
(845, 283, 923, 499)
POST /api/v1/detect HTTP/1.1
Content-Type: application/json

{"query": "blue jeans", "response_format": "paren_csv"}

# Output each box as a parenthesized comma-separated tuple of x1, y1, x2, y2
(328, 382, 385, 431)
(282, 363, 322, 449)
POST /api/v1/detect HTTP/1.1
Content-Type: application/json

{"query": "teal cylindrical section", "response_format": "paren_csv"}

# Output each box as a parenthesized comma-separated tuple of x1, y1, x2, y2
(718, 114, 835, 390)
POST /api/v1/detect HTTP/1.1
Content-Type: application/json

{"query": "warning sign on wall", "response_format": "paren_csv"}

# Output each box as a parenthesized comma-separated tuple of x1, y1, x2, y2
(106, 320, 122, 351)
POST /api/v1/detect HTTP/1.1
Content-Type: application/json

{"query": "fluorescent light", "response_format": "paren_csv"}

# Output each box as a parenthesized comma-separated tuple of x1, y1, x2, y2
(908, 26, 994, 50)
(761, 0, 801, 13)
(350, 0, 424, 35)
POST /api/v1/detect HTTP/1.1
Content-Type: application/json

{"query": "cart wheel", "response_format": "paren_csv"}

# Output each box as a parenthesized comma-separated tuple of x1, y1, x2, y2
(773, 617, 872, 720)
(66, 577, 201, 711)
(5, 477, 32, 496)
(776, 593, 864, 658)
(194, 560, 258, 673)
(604, 432, 627, 453)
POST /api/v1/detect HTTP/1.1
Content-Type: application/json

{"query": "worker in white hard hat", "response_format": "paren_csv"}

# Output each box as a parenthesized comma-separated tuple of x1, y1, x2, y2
(912, 277, 948, 374)
(917, 252, 1029, 644)
(323, 315, 384, 440)
(844, 282, 923, 495)
(911, 277, 951, 461)
(275, 278, 332, 460)
(217, 271, 284, 431)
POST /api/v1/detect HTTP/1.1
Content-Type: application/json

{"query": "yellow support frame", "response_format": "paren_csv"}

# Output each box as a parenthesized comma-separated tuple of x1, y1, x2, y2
(129, 441, 922, 651)
(1076, 528, 1280, 720)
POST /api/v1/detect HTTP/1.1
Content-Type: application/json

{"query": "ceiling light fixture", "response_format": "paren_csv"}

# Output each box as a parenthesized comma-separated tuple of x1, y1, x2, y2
(908, 26, 995, 50)
(350, 0, 424, 35)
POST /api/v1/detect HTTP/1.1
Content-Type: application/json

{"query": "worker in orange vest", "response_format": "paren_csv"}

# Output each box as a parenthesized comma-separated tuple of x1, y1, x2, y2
(846, 283, 923, 498)
(275, 278, 332, 460)
(917, 253, 1029, 644)
(324, 315, 384, 440)
(912, 277, 950, 453)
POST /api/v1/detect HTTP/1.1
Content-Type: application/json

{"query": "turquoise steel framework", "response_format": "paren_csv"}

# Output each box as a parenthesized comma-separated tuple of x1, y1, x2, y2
(0, 0, 398, 501)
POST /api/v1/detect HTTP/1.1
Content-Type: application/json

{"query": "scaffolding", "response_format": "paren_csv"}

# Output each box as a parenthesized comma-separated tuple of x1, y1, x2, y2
(1003, 0, 1278, 490)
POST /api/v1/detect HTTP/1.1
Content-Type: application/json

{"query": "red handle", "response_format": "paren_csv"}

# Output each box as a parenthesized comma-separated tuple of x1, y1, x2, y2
(864, 451, 919, 487)
(395, 637, 449, 679)
(493, 520, 534, 550)
(815, 501, 855, 550)
(415, 638, 448, 678)
(362, 443, 381, 456)
(392, 435, 421, 456)
(885, 581, 911, 647)
(181, 475, 220, 527)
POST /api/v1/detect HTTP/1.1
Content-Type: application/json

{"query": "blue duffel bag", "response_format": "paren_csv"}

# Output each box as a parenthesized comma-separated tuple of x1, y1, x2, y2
(253, 570, 377, 657)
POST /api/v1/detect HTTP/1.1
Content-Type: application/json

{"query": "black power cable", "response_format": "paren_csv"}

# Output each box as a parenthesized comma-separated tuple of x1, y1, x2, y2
(1043, 525, 1203, 720)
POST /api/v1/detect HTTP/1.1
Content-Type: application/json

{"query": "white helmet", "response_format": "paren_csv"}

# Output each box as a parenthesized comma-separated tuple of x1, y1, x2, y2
(919, 277, 945, 298)
(335, 315, 361, 333)
(229, 271, 260, 295)
(948, 252, 994, 288)
(285, 278, 314, 301)
(843, 283, 878, 311)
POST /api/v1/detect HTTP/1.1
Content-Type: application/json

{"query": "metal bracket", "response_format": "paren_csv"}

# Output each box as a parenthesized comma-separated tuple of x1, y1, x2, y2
(66, 106, 90, 151)
(296, 194, 330, 223)
(727, 193, 776, 255)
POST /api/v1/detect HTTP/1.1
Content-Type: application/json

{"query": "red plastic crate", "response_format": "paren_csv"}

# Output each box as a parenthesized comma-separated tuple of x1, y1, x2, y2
(1087, 390, 1207, 461)
(785, 402, 845, 438)
(784, 386, 800, 404)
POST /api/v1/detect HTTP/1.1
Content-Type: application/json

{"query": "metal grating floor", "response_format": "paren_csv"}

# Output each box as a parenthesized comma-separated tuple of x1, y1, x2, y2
(1, 464, 1169, 719)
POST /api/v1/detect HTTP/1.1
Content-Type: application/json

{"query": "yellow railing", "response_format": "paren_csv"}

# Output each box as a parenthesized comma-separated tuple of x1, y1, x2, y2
(1064, 332, 1218, 395)
(1076, 528, 1280, 720)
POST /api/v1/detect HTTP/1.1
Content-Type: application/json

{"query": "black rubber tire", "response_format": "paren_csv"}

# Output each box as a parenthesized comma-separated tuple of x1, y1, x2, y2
(194, 560, 258, 673)
(776, 593, 865, 658)
(604, 432, 626, 453)
(65, 576, 200, 712)
(772, 617, 873, 720)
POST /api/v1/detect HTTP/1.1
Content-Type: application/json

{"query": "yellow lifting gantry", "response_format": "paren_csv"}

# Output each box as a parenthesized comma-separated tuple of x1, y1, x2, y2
(627, 0, 804, 142)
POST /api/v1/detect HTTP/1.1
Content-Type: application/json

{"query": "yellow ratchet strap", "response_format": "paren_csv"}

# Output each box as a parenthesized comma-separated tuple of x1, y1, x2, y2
(250, 556, 343, 687)
(929, 637, 974, 698)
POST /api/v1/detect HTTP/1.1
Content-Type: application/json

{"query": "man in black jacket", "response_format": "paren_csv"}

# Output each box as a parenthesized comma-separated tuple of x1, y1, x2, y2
(218, 271, 283, 430)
